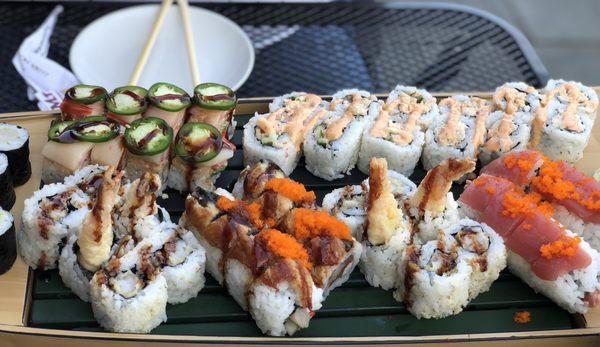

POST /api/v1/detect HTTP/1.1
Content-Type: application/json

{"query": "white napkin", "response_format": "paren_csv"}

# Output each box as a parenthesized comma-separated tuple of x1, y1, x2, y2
(12, 5, 79, 111)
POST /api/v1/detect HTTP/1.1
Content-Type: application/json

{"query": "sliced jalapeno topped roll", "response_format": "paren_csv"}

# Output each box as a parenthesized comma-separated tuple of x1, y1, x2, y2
(174, 122, 223, 163)
(65, 84, 107, 105)
(106, 86, 149, 115)
(49, 117, 120, 143)
(193, 83, 236, 111)
(148, 82, 191, 112)
(124, 117, 173, 156)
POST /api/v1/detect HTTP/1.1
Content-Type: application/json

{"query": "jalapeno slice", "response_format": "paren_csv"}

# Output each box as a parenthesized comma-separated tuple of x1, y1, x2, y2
(69, 116, 120, 143)
(124, 117, 173, 156)
(193, 83, 236, 111)
(106, 86, 149, 115)
(148, 82, 191, 112)
(65, 84, 107, 105)
(174, 122, 222, 163)
(48, 120, 76, 142)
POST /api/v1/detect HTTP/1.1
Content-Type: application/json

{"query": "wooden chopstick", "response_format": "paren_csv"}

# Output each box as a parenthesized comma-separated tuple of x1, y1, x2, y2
(129, 0, 174, 85)
(177, 0, 201, 86)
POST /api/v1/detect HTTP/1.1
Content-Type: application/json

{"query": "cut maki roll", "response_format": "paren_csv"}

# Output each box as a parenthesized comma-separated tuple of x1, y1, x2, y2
(359, 158, 412, 290)
(422, 96, 491, 171)
(145, 82, 191, 134)
(0, 208, 16, 275)
(243, 93, 327, 175)
(0, 153, 15, 210)
(167, 122, 235, 192)
(304, 90, 380, 180)
(493, 82, 542, 123)
(187, 83, 237, 139)
(60, 84, 107, 120)
(408, 158, 475, 243)
(533, 80, 599, 164)
(123, 117, 173, 186)
(0, 123, 31, 186)
(106, 86, 148, 125)
(231, 159, 285, 200)
(357, 88, 432, 177)
(42, 117, 123, 183)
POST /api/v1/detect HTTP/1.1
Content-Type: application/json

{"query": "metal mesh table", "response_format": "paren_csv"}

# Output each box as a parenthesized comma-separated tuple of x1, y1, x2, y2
(0, 1, 548, 113)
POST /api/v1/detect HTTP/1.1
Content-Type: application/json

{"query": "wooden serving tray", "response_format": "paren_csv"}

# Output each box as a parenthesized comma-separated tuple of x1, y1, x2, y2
(1, 92, 599, 347)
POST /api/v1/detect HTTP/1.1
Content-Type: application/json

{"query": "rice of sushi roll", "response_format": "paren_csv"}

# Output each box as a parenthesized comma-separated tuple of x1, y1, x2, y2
(357, 87, 433, 177)
(90, 251, 168, 333)
(442, 218, 507, 299)
(0, 153, 15, 210)
(532, 79, 599, 164)
(60, 84, 107, 120)
(0, 208, 16, 274)
(18, 182, 91, 269)
(422, 96, 491, 171)
(303, 90, 380, 180)
(58, 234, 94, 301)
(395, 241, 472, 319)
(359, 158, 413, 290)
(167, 122, 235, 193)
(408, 158, 475, 243)
(0, 123, 31, 186)
(123, 117, 172, 188)
(231, 160, 285, 200)
(243, 92, 327, 175)
(493, 82, 542, 123)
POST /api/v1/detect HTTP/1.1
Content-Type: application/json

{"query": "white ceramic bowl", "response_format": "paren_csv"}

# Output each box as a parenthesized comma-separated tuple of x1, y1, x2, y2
(70, 4, 254, 92)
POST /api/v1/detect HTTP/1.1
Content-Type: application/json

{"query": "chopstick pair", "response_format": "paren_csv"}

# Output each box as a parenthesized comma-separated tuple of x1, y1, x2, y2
(129, 0, 200, 86)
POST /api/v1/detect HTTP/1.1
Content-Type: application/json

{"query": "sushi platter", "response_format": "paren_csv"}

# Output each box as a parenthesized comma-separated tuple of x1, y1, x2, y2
(0, 83, 600, 347)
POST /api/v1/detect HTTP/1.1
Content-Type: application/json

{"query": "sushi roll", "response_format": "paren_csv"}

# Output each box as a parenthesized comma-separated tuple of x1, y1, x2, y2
(359, 158, 412, 290)
(0, 208, 16, 275)
(533, 80, 599, 163)
(106, 86, 148, 125)
(58, 169, 123, 301)
(60, 84, 107, 120)
(422, 96, 491, 171)
(408, 158, 475, 243)
(90, 248, 168, 333)
(322, 166, 416, 241)
(303, 90, 380, 180)
(459, 174, 600, 313)
(123, 117, 173, 186)
(357, 87, 434, 177)
(0, 153, 15, 210)
(42, 117, 123, 183)
(395, 241, 472, 319)
(231, 160, 285, 200)
(167, 122, 236, 192)
(386, 85, 439, 129)
(493, 82, 542, 123)
(482, 150, 600, 251)
(144, 82, 191, 134)
(18, 183, 91, 269)
(441, 218, 507, 299)
(243, 93, 327, 175)
(113, 172, 161, 239)
(0, 123, 31, 186)
(187, 83, 237, 139)
(479, 87, 535, 164)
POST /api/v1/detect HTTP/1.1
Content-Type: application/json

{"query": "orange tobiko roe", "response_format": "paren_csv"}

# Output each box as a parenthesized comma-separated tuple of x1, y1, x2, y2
(532, 160, 600, 212)
(503, 152, 538, 172)
(501, 190, 554, 218)
(257, 229, 312, 270)
(513, 311, 531, 324)
(539, 236, 581, 260)
(292, 208, 351, 241)
(264, 178, 316, 204)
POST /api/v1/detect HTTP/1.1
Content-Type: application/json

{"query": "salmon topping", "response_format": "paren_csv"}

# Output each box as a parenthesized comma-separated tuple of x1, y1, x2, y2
(539, 236, 582, 260)
(265, 178, 316, 204)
